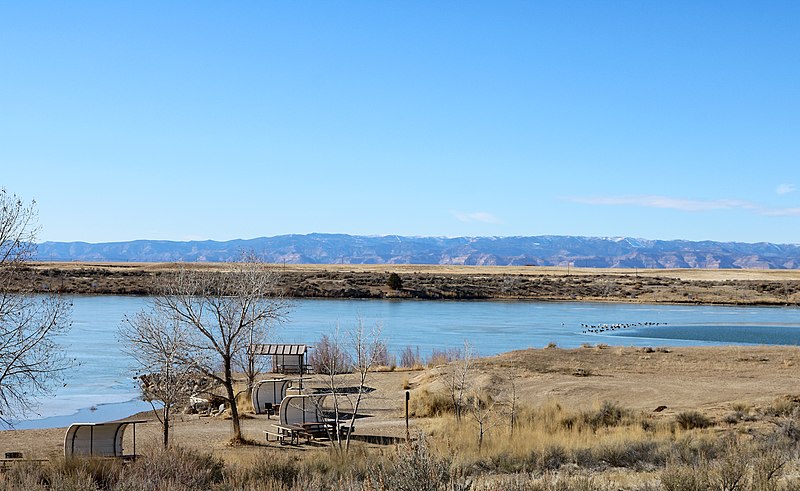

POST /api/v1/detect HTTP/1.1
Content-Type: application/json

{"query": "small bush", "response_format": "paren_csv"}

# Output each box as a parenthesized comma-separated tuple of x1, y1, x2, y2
(120, 447, 225, 490)
(387, 272, 403, 290)
(308, 334, 353, 374)
(671, 435, 723, 465)
(61, 457, 123, 490)
(709, 448, 749, 491)
(594, 440, 666, 469)
(582, 401, 632, 431)
(763, 394, 800, 417)
(661, 461, 712, 491)
(535, 444, 569, 471)
(399, 345, 423, 369)
(426, 347, 464, 367)
(409, 388, 452, 417)
(376, 435, 467, 491)
(244, 453, 301, 488)
(675, 410, 713, 430)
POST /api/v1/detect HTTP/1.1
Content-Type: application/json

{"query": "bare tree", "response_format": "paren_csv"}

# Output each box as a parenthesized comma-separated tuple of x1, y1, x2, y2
(468, 388, 499, 452)
(153, 257, 289, 442)
(230, 251, 286, 393)
(0, 189, 72, 427)
(313, 319, 384, 452)
(120, 310, 196, 448)
(312, 326, 351, 448)
(445, 341, 474, 423)
(507, 374, 519, 437)
(343, 319, 384, 451)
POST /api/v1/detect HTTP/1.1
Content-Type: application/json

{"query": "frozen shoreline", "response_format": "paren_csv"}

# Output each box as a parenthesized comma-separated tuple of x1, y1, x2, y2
(10, 399, 153, 430)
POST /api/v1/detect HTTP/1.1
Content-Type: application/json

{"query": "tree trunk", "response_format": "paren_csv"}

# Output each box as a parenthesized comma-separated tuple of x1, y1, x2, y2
(163, 405, 170, 449)
(224, 358, 242, 441)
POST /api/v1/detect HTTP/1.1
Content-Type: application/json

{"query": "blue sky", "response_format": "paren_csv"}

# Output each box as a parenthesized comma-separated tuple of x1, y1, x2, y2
(2, 2, 798, 244)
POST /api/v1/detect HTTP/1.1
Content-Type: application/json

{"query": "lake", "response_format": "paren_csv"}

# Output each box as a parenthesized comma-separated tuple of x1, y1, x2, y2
(10, 295, 800, 428)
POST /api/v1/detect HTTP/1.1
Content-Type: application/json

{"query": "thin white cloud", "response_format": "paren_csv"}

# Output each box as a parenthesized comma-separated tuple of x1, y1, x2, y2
(567, 194, 800, 217)
(761, 207, 800, 217)
(776, 183, 796, 195)
(568, 195, 758, 212)
(451, 210, 503, 224)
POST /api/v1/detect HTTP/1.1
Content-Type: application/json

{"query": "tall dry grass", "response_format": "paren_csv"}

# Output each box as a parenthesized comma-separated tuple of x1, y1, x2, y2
(424, 399, 682, 472)
(5, 397, 800, 490)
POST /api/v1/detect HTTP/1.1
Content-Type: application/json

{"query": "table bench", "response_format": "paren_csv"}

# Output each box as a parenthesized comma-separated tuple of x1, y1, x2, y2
(265, 424, 311, 445)
(264, 422, 355, 445)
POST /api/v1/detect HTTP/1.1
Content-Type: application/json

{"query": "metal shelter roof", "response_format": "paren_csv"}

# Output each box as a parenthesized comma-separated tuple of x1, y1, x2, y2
(249, 344, 308, 356)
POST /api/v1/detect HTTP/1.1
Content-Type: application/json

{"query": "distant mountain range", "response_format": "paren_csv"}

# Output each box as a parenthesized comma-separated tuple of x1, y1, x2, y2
(32, 234, 800, 269)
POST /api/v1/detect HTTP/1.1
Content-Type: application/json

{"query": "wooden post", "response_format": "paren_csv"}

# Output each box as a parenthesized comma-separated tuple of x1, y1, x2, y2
(405, 390, 410, 442)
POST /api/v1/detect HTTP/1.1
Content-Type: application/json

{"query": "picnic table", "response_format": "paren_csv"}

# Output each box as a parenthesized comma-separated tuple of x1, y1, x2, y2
(264, 421, 354, 445)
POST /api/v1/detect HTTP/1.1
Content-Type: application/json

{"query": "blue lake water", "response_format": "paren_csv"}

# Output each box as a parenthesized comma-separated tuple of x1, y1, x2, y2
(9, 295, 800, 428)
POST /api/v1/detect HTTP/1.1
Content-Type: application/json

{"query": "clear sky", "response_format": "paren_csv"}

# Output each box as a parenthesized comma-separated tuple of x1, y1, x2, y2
(2, 2, 798, 244)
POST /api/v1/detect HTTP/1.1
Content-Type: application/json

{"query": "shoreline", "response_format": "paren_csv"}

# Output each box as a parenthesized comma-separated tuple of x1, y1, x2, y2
(6, 261, 800, 306)
(9, 399, 153, 431)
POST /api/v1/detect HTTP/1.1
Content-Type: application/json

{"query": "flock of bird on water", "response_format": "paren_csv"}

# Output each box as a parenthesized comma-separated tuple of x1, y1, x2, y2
(581, 321, 667, 334)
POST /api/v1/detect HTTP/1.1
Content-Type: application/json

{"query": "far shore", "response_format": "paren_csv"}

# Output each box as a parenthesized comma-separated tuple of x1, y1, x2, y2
(7, 261, 800, 306)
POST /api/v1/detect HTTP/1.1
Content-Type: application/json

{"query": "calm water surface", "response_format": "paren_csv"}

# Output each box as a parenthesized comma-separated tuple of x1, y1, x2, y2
(11, 295, 800, 428)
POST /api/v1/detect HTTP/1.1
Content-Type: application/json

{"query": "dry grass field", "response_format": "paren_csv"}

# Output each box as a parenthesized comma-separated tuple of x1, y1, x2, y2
(23, 261, 800, 280)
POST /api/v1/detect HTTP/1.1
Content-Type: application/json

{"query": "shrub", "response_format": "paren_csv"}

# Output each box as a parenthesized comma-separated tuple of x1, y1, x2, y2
(427, 347, 464, 367)
(61, 457, 123, 490)
(533, 444, 568, 471)
(244, 453, 301, 488)
(409, 388, 452, 417)
(376, 435, 467, 491)
(119, 447, 225, 490)
(309, 334, 353, 374)
(675, 410, 713, 430)
(399, 345, 423, 369)
(763, 394, 800, 417)
(661, 461, 711, 491)
(671, 435, 724, 465)
(581, 401, 632, 431)
(594, 440, 665, 469)
(371, 340, 391, 367)
(387, 272, 403, 290)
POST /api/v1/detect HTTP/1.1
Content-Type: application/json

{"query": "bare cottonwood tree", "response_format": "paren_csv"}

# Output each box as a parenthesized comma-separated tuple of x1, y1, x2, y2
(343, 320, 384, 451)
(232, 252, 286, 393)
(120, 310, 196, 448)
(312, 327, 351, 448)
(507, 374, 519, 437)
(445, 341, 474, 423)
(468, 388, 501, 452)
(0, 188, 72, 426)
(154, 257, 289, 442)
(313, 319, 384, 452)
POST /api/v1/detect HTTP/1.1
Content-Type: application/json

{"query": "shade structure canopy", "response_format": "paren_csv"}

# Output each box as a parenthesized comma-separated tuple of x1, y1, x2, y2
(252, 378, 293, 414)
(64, 420, 146, 458)
(249, 344, 312, 374)
(279, 394, 329, 426)
(248, 344, 308, 356)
